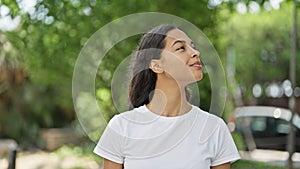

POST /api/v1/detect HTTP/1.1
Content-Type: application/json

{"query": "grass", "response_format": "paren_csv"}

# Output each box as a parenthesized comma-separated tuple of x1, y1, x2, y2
(232, 160, 300, 169)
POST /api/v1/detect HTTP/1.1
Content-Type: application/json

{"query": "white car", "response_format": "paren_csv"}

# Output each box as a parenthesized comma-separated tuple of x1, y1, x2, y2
(233, 106, 300, 152)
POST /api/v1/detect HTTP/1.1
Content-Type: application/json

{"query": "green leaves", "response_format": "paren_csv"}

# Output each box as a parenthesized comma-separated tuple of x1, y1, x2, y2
(220, 2, 297, 99)
(0, 0, 219, 146)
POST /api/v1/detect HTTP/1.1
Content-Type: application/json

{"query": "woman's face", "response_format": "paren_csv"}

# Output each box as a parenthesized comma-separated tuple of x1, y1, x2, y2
(159, 28, 203, 85)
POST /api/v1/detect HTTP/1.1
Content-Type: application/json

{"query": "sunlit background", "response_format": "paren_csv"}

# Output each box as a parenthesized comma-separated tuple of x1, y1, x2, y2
(0, 0, 300, 169)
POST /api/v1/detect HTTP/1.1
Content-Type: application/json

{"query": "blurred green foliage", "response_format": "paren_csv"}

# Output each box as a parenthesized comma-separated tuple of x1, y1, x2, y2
(232, 132, 246, 151)
(0, 0, 218, 147)
(0, 0, 299, 148)
(54, 144, 102, 164)
(220, 2, 300, 100)
(232, 160, 300, 169)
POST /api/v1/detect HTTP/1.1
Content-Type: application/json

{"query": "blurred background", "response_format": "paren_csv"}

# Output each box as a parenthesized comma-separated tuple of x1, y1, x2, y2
(0, 0, 299, 169)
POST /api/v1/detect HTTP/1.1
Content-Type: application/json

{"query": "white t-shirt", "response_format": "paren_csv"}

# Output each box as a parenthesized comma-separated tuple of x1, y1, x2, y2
(94, 105, 240, 169)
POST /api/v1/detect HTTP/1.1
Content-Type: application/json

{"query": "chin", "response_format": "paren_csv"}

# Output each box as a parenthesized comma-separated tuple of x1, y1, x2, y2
(184, 76, 203, 85)
(194, 73, 203, 82)
(177, 73, 203, 85)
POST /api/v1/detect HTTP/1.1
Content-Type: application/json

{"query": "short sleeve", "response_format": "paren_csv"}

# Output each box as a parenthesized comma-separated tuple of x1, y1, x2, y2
(211, 119, 240, 166)
(93, 115, 125, 164)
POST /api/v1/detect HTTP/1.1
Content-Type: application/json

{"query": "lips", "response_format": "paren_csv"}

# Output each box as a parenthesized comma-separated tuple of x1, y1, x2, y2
(190, 61, 202, 68)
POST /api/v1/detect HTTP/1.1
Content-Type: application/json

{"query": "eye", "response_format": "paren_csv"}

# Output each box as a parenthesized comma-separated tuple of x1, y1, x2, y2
(190, 42, 196, 49)
(190, 44, 196, 50)
(176, 46, 185, 51)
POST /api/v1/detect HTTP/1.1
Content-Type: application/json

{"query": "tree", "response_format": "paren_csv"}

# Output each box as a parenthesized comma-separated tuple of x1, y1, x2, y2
(219, 1, 300, 102)
(0, 0, 219, 147)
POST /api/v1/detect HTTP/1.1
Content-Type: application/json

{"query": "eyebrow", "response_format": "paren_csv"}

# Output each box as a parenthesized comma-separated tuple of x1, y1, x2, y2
(171, 40, 186, 47)
(171, 39, 194, 47)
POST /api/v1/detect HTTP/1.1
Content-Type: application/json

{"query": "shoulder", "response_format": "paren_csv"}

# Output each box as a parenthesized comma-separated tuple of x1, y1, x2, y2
(193, 107, 228, 143)
(106, 106, 146, 132)
(192, 105, 224, 125)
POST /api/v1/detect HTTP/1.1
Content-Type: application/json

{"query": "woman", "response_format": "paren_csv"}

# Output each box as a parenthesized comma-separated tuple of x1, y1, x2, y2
(94, 25, 240, 169)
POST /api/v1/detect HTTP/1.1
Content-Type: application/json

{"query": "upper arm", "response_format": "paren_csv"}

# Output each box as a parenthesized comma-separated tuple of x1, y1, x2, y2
(103, 158, 123, 169)
(211, 162, 230, 169)
(94, 115, 125, 164)
(211, 118, 240, 166)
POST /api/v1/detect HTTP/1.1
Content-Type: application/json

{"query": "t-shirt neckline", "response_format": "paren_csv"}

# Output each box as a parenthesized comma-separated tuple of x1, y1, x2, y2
(139, 104, 197, 121)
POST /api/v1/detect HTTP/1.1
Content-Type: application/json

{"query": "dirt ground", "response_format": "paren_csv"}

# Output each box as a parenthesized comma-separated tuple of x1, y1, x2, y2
(0, 151, 101, 169)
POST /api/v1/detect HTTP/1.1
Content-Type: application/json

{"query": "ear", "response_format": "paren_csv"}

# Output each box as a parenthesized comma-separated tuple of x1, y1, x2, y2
(149, 59, 164, 73)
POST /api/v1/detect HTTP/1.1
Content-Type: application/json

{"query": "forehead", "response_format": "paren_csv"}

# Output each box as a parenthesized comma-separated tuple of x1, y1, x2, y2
(165, 29, 192, 44)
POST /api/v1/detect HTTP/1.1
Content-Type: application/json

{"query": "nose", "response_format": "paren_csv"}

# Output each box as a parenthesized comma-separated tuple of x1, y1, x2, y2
(190, 48, 200, 58)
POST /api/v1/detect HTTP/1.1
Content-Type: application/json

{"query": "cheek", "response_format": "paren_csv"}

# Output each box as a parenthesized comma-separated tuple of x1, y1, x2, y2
(161, 54, 191, 79)
(161, 51, 188, 70)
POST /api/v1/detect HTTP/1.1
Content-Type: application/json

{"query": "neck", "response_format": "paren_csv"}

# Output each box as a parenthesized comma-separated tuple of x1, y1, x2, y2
(147, 78, 191, 117)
